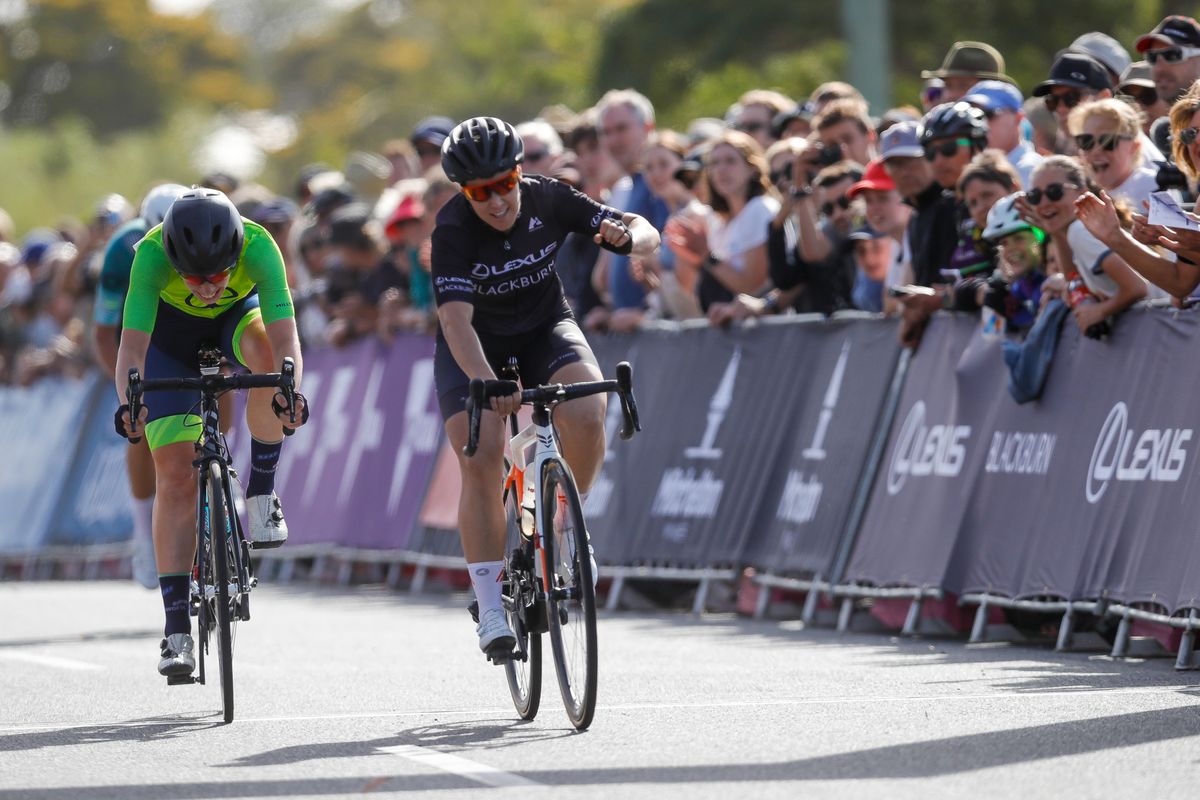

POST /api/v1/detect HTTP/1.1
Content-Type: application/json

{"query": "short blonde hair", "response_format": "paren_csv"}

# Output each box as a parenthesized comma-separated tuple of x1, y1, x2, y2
(1067, 97, 1143, 138)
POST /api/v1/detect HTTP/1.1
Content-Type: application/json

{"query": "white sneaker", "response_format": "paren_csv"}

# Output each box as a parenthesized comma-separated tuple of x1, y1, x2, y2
(157, 633, 195, 676)
(131, 535, 158, 590)
(248, 492, 288, 548)
(476, 607, 516, 656)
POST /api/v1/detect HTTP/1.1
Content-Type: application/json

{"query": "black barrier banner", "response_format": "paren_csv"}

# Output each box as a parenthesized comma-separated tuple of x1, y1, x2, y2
(584, 324, 799, 567)
(842, 314, 994, 589)
(741, 317, 901, 577)
(943, 308, 1200, 614)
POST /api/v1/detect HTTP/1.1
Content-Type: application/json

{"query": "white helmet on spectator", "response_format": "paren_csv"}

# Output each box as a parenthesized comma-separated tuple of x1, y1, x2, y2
(983, 192, 1036, 242)
(140, 183, 190, 229)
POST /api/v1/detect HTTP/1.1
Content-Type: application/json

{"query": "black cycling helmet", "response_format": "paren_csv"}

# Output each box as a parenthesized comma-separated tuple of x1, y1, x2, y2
(161, 188, 244, 276)
(920, 101, 989, 148)
(440, 116, 524, 184)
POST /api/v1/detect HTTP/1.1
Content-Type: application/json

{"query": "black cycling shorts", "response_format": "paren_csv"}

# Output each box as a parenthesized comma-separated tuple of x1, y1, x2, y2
(435, 314, 598, 421)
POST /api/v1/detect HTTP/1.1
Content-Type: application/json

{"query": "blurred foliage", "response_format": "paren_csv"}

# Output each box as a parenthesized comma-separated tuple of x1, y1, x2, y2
(0, 0, 1196, 234)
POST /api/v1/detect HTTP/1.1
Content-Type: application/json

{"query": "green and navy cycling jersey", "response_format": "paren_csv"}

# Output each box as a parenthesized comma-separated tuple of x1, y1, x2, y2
(430, 175, 623, 337)
(94, 218, 148, 327)
(122, 219, 295, 333)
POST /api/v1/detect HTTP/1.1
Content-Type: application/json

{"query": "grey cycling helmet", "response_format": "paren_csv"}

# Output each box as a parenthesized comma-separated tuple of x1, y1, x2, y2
(440, 116, 524, 183)
(920, 101, 989, 148)
(140, 183, 190, 229)
(161, 188, 244, 276)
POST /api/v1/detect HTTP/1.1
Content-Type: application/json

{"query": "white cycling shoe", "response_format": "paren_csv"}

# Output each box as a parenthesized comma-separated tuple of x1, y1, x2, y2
(247, 492, 288, 548)
(158, 633, 196, 677)
(476, 607, 516, 659)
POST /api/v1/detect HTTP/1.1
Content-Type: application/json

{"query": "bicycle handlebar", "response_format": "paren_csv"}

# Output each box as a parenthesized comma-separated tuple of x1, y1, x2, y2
(125, 357, 298, 442)
(462, 360, 642, 457)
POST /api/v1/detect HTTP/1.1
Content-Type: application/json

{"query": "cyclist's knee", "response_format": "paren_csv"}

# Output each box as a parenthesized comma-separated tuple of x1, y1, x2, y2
(151, 445, 195, 497)
(556, 395, 606, 439)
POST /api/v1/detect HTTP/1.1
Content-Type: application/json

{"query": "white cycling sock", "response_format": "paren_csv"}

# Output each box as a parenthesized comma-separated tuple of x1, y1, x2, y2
(132, 495, 155, 544)
(468, 560, 505, 615)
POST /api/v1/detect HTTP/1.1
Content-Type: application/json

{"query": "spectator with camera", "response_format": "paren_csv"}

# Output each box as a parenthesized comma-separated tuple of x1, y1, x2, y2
(1017, 155, 1151, 338)
(813, 99, 877, 167)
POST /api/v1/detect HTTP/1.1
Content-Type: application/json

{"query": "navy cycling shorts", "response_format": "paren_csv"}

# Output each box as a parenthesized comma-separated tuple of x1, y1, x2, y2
(434, 313, 598, 422)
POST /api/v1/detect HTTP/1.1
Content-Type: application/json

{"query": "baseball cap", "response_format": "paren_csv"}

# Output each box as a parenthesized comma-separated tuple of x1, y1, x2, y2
(847, 216, 887, 241)
(1031, 52, 1113, 97)
(1136, 15, 1200, 53)
(921, 41, 1015, 84)
(847, 159, 896, 198)
(384, 195, 426, 239)
(1069, 32, 1132, 79)
(326, 203, 374, 247)
(249, 197, 299, 226)
(879, 120, 924, 160)
(306, 184, 358, 217)
(1119, 61, 1156, 93)
(411, 115, 455, 147)
(963, 80, 1024, 114)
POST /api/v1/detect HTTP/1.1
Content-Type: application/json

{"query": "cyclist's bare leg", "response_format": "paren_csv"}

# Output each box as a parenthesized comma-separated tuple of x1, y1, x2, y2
(150, 441, 199, 573)
(236, 318, 285, 442)
(445, 409, 509, 563)
(548, 360, 607, 492)
(127, 436, 155, 499)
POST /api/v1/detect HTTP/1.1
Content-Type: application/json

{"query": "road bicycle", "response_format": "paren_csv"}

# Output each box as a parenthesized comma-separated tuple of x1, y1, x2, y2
(126, 345, 299, 724)
(464, 360, 640, 730)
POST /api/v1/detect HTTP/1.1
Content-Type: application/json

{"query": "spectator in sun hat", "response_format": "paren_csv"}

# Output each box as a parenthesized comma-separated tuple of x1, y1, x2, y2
(1069, 32, 1132, 87)
(963, 80, 1043, 186)
(921, 41, 1015, 102)
(1118, 61, 1170, 132)
(410, 115, 455, 172)
(1136, 15, 1200, 105)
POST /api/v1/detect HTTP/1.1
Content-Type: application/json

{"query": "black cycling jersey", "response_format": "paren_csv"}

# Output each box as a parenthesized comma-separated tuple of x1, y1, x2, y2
(430, 175, 623, 337)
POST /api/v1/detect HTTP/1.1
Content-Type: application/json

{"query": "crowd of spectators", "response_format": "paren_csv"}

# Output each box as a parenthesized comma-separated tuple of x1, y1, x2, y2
(7, 15, 1200, 386)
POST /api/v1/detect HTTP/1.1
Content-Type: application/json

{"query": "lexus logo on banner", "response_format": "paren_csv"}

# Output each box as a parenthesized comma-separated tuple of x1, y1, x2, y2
(1085, 402, 1192, 504)
(886, 401, 971, 496)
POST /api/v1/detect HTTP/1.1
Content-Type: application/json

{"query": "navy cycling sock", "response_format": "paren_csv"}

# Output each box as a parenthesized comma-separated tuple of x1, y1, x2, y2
(159, 574, 191, 636)
(246, 438, 283, 498)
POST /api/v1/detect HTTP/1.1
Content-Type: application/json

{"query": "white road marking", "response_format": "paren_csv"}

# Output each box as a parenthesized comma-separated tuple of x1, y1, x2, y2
(0, 683, 1195, 732)
(380, 744, 542, 788)
(0, 651, 104, 672)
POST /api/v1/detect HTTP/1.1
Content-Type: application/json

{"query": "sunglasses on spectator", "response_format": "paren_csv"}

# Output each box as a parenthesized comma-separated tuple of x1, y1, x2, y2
(1146, 46, 1200, 65)
(460, 168, 521, 202)
(1025, 183, 1079, 205)
(820, 196, 852, 216)
(524, 150, 550, 162)
(923, 138, 971, 160)
(1043, 90, 1083, 112)
(1073, 133, 1133, 152)
(179, 268, 233, 287)
(1120, 87, 1159, 107)
(1179, 127, 1200, 145)
(737, 121, 768, 134)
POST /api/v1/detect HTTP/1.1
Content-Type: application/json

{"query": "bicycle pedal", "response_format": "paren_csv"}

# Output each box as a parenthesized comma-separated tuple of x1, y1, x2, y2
(166, 674, 196, 686)
(485, 642, 516, 664)
(249, 538, 285, 551)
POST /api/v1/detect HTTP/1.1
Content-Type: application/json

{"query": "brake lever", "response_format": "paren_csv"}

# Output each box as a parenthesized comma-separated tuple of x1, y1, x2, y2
(463, 378, 487, 457)
(127, 367, 143, 445)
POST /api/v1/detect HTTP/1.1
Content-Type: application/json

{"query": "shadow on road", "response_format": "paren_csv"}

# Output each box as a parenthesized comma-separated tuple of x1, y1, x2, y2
(0, 713, 222, 752)
(5, 704, 1200, 797)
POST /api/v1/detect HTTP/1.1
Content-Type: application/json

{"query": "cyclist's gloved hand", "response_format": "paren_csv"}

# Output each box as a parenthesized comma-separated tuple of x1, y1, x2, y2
(596, 218, 633, 256)
(484, 379, 521, 417)
(114, 403, 147, 442)
(272, 391, 310, 430)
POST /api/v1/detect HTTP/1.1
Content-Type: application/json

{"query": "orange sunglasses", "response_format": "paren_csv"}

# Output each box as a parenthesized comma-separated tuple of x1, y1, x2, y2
(180, 268, 233, 287)
(461, 167, 521, 202)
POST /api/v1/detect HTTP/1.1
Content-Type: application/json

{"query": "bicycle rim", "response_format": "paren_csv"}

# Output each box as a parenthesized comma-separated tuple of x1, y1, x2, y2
(504, 505, 542, 719)
(207, 462, 236, 724)
(542, 460, 597, 730)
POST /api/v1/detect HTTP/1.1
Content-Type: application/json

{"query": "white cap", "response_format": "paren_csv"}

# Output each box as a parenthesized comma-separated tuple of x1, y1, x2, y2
(1070, 32, 1132, 79)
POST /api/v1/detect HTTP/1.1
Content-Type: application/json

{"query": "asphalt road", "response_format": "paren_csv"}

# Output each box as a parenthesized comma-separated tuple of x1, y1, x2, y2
(2, 580, 1200, 799)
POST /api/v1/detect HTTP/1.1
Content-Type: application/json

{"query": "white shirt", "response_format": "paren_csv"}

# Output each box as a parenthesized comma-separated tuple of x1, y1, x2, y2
(1066, 219, 1166, 301)
(705, 195, 780, 271)
(1007, 140, 1044, 189)
(1110, 166, 1158, 211)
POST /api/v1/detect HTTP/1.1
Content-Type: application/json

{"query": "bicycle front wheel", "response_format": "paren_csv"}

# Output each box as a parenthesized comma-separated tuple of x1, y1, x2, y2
(502, 461, 541, 719)
(541, 459, 597, 730)
(207, 461, 236, 724)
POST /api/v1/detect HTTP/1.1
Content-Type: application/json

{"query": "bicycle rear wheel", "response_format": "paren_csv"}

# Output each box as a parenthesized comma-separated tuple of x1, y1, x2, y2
(542, 459, 597, 730)
(207, 461, 236, 724)
(502, 465, 542, 719)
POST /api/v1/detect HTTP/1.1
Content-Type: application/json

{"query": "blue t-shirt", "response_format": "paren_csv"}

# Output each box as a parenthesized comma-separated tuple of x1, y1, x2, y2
(607, 172, 669, 310)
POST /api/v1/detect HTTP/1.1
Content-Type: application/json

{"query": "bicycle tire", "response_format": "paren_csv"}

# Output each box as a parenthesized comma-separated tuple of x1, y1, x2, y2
(207, 461, 236, 724)
(503, 502, 542, 720)
(542, 459, 597, 730)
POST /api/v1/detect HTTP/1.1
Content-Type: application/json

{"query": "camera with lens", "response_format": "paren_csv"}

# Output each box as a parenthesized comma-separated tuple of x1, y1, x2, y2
(1156, 159, 1192, 197)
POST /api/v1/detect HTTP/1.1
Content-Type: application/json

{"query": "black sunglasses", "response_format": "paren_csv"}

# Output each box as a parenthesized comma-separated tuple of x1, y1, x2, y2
(769, 162, 793, 185)
(922, 138, 971, 161)
(1025, 183, 1079, 205)
(1146, 46, 1200, 65)
(820, 195, 852, 216)
(1043, 90, 1084, 112)
(737, 121, 768, 134)
(1074, 133, 1133, 152)
(1122, 87, 1159, 106)
(524, 149, 550, 162)
(1179, 127, 1200, 145)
